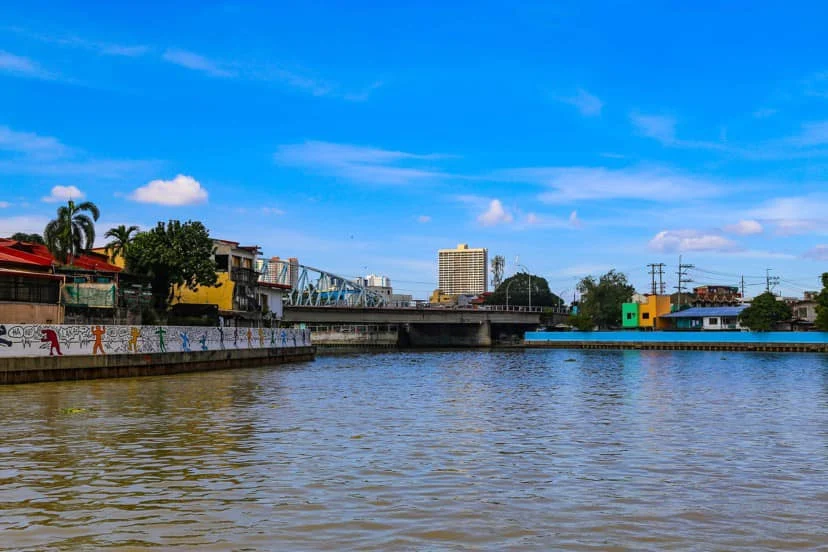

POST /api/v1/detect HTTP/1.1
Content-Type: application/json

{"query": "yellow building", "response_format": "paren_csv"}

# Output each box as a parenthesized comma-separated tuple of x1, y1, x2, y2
(173, 240, 262, 321)
(430, 289, 457, 305)
(637, 294, 672, 329)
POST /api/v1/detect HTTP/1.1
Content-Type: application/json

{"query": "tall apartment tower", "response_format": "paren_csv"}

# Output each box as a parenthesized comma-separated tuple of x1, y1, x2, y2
(438, 243, 488, 295)
(261, 256, 300, 288)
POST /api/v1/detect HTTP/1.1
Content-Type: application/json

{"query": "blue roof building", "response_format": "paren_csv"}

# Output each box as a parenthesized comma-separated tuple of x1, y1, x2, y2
(660, 306, 747, 330)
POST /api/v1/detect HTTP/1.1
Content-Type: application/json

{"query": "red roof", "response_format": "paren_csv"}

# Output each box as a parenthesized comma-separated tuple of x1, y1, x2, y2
(0, 239, 122, 273)
(0, 267, 65, 281)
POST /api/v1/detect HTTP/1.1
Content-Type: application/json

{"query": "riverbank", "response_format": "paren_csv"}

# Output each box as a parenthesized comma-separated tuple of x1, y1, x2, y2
(524, 330, 828, 353)
(0, 346, 315, 384)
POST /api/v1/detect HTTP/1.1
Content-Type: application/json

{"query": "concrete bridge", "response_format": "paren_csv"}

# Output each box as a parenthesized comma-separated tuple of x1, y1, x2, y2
(282, 306, 570, 347)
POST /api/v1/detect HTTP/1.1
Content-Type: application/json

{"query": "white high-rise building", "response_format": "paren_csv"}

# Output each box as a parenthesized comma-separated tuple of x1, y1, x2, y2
(438, 243, 488, 295)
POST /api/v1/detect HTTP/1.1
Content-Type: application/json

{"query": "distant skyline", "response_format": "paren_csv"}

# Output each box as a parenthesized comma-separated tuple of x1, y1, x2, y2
(1, 2, 827, 299)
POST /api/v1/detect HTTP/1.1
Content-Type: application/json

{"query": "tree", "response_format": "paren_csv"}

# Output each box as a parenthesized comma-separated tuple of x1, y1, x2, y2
(814, 272, 828, 331)
(9, 232, 44, 244)
(125, 220, 219, 310)
(484, 273, 562, 307)
(43, 200, 100, 264)
(568, 311, 595, 331)
(739, 291, 792, 331)
(104, 224, 139, 262)
(576, 270, 635, 329)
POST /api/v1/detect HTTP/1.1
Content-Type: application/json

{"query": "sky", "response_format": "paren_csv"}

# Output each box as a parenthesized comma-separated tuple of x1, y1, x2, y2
(1, 1, 827, 300)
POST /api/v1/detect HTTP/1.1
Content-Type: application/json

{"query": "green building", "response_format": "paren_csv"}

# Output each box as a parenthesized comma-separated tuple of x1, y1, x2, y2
(622, 302, 639, 329)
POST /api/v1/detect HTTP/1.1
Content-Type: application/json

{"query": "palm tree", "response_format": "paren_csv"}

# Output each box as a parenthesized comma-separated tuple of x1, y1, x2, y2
(104, 224, 139, 263)
(43, 200, 100, 265)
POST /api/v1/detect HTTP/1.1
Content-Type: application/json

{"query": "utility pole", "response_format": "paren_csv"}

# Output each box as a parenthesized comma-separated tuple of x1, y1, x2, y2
(765, 268, 780, 295)
(740, 275, 745, 303)
(675, 256, 694, 308)
(647, 263, 666, 295)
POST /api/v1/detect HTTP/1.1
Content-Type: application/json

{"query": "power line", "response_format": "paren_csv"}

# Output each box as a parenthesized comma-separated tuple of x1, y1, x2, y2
(647, 263, 666, 295)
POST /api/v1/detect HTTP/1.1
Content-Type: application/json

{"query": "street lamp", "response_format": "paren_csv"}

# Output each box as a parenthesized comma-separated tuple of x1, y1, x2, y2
(505, 278, 515, 309)
(516, 263, 532, 308)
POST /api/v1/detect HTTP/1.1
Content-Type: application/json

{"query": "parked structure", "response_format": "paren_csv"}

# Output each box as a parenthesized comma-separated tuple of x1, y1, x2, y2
(660, 306, 746, 330)
(438, 243, 488, 295)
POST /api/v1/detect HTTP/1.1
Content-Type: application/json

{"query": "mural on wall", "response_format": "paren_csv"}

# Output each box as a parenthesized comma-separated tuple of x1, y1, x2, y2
(0, 324, 310, 358)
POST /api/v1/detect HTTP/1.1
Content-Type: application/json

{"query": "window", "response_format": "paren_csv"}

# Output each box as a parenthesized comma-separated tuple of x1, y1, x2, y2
(214, 255, 229, 271)
(626, 312, 635, 320)
(708, 318, 719, 325)
(642, 312, 650, 319)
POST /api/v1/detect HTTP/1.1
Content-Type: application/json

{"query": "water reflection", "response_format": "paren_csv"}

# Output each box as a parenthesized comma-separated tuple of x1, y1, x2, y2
(0, 351, 826, 550)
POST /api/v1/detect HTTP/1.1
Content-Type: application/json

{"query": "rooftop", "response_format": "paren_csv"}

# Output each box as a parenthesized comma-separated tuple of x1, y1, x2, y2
(661, 306, 747, 318)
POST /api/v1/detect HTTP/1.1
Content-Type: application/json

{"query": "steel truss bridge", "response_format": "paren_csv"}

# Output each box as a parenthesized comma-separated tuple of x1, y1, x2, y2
(264, 261, 388, 308)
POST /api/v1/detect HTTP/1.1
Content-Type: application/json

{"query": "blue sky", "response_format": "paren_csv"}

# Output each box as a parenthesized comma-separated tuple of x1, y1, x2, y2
(1, 2, 827, 300)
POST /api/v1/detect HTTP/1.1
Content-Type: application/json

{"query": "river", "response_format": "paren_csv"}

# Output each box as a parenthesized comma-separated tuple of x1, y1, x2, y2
(1, 350, 826, 550)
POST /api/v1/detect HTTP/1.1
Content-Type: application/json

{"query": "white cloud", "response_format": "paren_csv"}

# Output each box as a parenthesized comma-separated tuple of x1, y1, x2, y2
(569, 210, 582, 228)
(788, 120, 828, 147)
(803, 245, 828, 260)
(417, 215, 431, 223)
(477, 199, 513, 226)
(129, 175, 208, 206)
(162, 49, 236, 78)
(500, 166, 723, 204)
(630, 113, 676, 143)
(0, 201, 9, 208)
(748, 194, 828, 235)
(42, 185, 84, 203)
(527, 213, 539, 225)
(649, 229, 737, 253)
(557, 88, 603, 116)
(724, 219, 763, 235)
(0, 50, 52, 80)
(0, 215, 49, 236)
(0, 125, 70, 159)
(274, 140, 447, 185)
(261, 207, 285, 215)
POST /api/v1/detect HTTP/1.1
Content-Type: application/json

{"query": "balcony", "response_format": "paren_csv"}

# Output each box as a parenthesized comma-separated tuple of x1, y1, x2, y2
(231, 267, 260, 286)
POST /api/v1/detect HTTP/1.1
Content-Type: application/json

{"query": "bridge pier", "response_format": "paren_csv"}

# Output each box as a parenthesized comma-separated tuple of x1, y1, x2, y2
(402, 321, 492, 348)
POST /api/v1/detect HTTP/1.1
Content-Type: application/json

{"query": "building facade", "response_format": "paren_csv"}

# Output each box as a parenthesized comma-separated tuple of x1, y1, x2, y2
(438, 244, 488, 295)
(259, 256, 299, 289)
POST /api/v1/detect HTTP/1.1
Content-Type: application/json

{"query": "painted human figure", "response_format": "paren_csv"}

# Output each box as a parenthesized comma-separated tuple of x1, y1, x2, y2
(200, 333, 208, 351)
(270, 329, 276, 347)
(258, 328, 265, 347)
(180, 331, 191, 352)
(156, 327, 167, 352)
(218, 327, 225, 350)
(291, 332, 297, 347)
(233, 328, 239, 348)
(128, 327, 140, 353)
(40, 328, 62, 356)
(0, 325, 11, 347)
(280, 330, 287, 347)
(91, 326, 106, 355)
(246, 328, 253, 348)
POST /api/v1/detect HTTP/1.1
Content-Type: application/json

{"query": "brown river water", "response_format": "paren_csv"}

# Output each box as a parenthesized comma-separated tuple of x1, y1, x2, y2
(1, 349, 827, 550)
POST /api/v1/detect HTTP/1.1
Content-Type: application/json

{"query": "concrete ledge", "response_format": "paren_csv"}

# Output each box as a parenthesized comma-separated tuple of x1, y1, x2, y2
(0, 346, 315, 384)
(524, 341, 828, 353)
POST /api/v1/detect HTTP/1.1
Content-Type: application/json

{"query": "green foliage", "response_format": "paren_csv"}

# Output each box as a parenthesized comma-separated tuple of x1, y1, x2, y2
(484, 273, 562, 307)
(576, 270, 635, 329)
(43, 200, 100, 264)
(125, 220, 219, 310)
(104, 224, 139, 262)
(568, 312, 595, 331)
(739, 291, 793, 331)
(815, 273, 828, 331)
(10, 232, 45, 244)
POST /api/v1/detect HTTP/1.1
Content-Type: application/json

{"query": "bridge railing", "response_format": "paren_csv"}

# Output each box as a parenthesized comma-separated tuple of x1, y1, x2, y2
(285, 304, 571, 314)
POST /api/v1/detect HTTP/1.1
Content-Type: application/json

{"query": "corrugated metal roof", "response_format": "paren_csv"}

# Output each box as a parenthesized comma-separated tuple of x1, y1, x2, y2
(661, 306, 747, 318)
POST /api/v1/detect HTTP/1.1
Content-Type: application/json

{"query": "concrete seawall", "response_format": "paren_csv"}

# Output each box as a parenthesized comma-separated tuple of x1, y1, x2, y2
(0, 346, 315, 384)
(524, 341, 827, 353)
